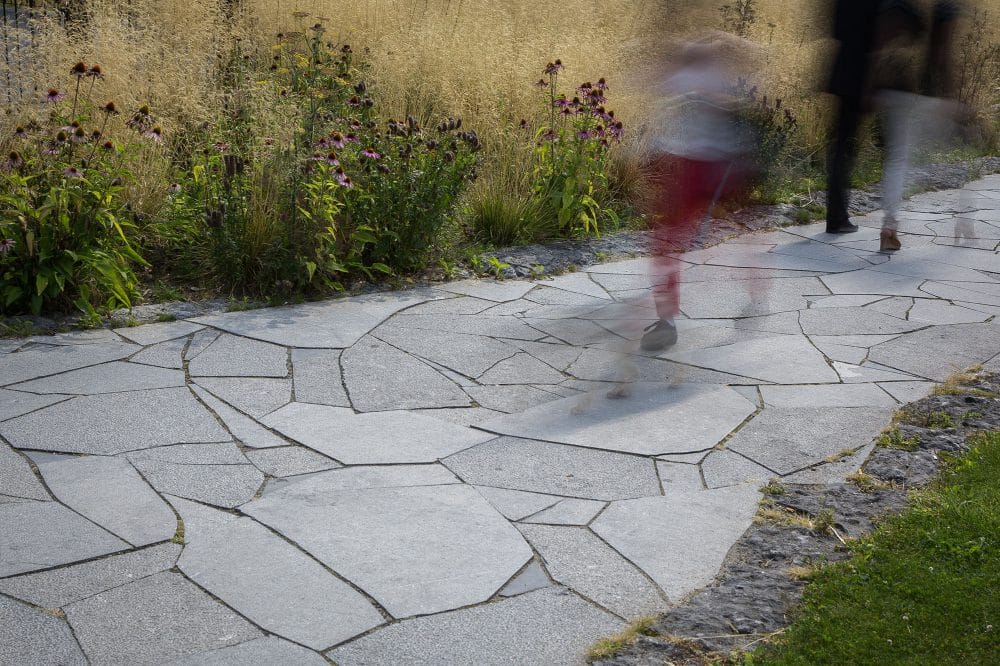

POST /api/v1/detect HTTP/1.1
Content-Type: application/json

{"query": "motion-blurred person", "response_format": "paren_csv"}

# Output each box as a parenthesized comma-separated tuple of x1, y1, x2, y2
(641, 35, 753, 352)
(824, 0, 881, 234)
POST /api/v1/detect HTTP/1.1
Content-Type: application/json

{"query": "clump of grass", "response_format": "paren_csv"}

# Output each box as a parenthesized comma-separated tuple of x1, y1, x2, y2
(933, 365, 984, 396)
(847, 471, 893, 494)
(876, 427, 921, 452)
(749, 431, 1000, 664)
(925, 411, 956, 430)
(761, 479, 786, 496)
(588, 615, 659, 661)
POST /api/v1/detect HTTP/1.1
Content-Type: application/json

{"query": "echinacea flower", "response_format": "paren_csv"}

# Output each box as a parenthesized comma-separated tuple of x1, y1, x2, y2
(45, 89, 65, 103)
(535, 78, 549, 89)
(0, 238, 15, 254)
(63, 167, 83, 179)
(70, 127, 87, 143)
(543, 59, 564, 75)
(143, 126, 163, 143)
(13, 125, 26, 138)
(360, 147, 381, 159)
(344, 132, 359, 143)
(2, 151, 23, 171)
(337, 174, 353, 188)
(102, 101, 119, 115)
(552, 95, 569, 108)
(86, 64, 103, 78)
(519, 119, 529, 130)
(595, 78, 609, 91)
(70, 61, 87, 77)
(168, 183, 182, 194)
(101, 140, 115, 151)
(346, 95, 361, 107)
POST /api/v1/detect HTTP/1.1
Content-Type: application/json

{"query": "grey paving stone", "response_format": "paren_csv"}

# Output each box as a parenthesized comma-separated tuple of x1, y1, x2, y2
(188, 333, 288, 378)
(129, 336, 186, 369)
(0, 341, 138, 387)
(386, 312, 545, 341)
(259, 464, 460, 499)
(525, 287, 609, 309)
(325, 587, 623, 666)
(166, 637, 327, 666)
(0, 389, 70, 422)
(184, 328, 219, 360)
(925, 281, 1000, 308)
(64, 571, 261, 665)
(244, 446, 340, 477)
(290, 348, 349, 406)
(700, 450, 776, 489)
(478, 352, 566, 385)
(833, 360, 923, 383)
(806, 294, 887, 308)
(656, 460, 705, 491)
(0, 501, 128, 576)
(727, 407, 892, 475)
(128, 442, 247, 465)
(586, 257, 651, 274)
(36, 455, 176, 547)
(867, 321, 1000, 382)
(760, 383, 897, 408)
(540, 272, 614, 299)
(190, 385, 287, 448)
(783, 443, 875, 484)
(798, 307, 927, 336)
(809, 339, 869, 364)
(0, 596, 86, 665)
(678, 277, 825, 319)
(114, 320, 204, 346)
(474, 486, 561, 521)
(809, 333, 902, 348)
(263, 402, 492, 464)
(465, 385, 563, 413)
(193, 376, 292, 418)
(0, 340, 22, 352)
(664, 335, 839, 384)
(245, 481, 531, 618)
(522, 498, 606, 525)
(499, 560, 552, 597)
(0, 441, 48, 500)
(878, 380, 937, 403)
(591, 486, 761, 602)
(438, 279, 537, 302)
(416, 406, 507, 427)
(658, 450, 710, 464)
(907, 300, 992, 325)
(130, 456, 263, 509)
(402, 295, 497, 315)
(518, 524, 668, 618)
(10, 360, 185, 395)
(732, 310, 804, 334)
(373, 325, 519, 377)
(0, 543, 181, 607)
(0, 387, 230, 454)
(341, 336, 469, 412)
(172, 497, 383, 649)
(523, 316, 617, 346)
(588, 271, 653, 292)
(866, 296, 914, 319)
(820, 270, 927, 297)
(478, 383, 756, 456)
(192, 291, 431, 348)
(445, 437, 661, 501)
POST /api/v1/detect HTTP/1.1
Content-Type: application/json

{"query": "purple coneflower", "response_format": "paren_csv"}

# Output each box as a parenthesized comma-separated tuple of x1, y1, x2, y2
(45, 89, 65, 103)
(576, 130, 591, 140)
(13, 125, 27, 138)
(101, 140, 115, 151)
(86, 64, 103, 78)
(0, 238, 15, 254)
(168, 183, 182, 194)
(70, 61, 87, 77)
(63, 167, 83, 179)
(360, 147, 381, 159)
(324, 151, 340, 166)
(344, 132, 359, 143)
(70, 127, 87, 143)
(346, 95, 361, 107)
(552, 95, 569, 108)
(559, 107, 573, 117)
(541, 129, 556, 142)
(535, 78, 549, 89)
(519, 119, 529, 130)
(143, 126, 163, 143)
(577, 82, 592, 92)
(103, 101, 119, 115)
(595, 78, 609, 91)
(543, 59, 564, 75)
(3, 151, 23, 171)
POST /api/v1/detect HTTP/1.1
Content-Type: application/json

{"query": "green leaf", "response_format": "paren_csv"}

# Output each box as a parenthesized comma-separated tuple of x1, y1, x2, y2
(304, 260, 317, 281)
(35, 274, 49, 296)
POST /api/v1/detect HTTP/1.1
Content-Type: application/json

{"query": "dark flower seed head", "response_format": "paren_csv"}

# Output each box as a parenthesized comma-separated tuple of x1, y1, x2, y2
(71, 61, 87, 76)
(86, 64, 103, 77)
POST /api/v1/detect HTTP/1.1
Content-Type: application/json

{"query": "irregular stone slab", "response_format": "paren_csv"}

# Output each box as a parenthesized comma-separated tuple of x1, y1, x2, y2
(474, 486, 561, 521)
(373, 325, 518, 377)
(833, 360, 923, 383)
(184, 328, 219, 360)
(188, 333, 288, 378)
(36, 455, 175, 547)
(0, 389, 69, 422)
(907, 300, 992, 325)
(700, 450, 775, 489)
(538, 272, 613, 300)
(193, 376, 292, 418)
(290, 349, 349, 406)
(727, 407, 892, 475)
(923, 282, 1000, 309)
(0, 387, 230, 454)
(0, 441, 48, 500)
(378, 312, 546, 342)
(0, 596, 86, 665)
(172, 497, 383, 649)
(665, 336, 839, 384)
(810, 333, 902, 348)
(525, 316, 617, 346)
(130, 336, 186, 369)
(263, 402, 492, 464)
(244, 446, 340, 477)
(115, 320, 204, 346)
(465, 385, 563, 413)
(798, 307, 926, 336)
(341, 336, 469, 412)
(192, 291, 432, 348)
(438, 279, 536, 302)
(479, 383, 756, 456)
(260, 464, 460, 499)
(783, 443, 875, 484)
(522, 498, 605, 525)
(820, 270, 927, 297)
(28, 329, 125, 345)
(656, 460, 705, 491)
(11, 361, 184, 395)
(806, 294, 888, 308)
(325, 587, 623, 665)
(128, 441, 247, 465)
(129, 457, 262, 509)
(524, 286, 609, 308)
(0, 543, 180, 607)
(760, 383, 897, 408)
(679, 277, 824, 319)
(0, 341, 137, 387)
(866, 296, 913, 319)
(519, 524, 668, 618)
(732, 310, 804, 334)
(658, 450, 710, 464)
(445, 437, 661, 501)
(878, 380, 936, 403)
(167, 637, 327, 666)
(190, 385, 286, 448)
(868, 321, 1000, 382)
(810, 339, 868, 364)
(245, 482, 531, 618)
(587, 257, 652, 274)
(591, 486, 761, 602)
(499, 560, 552, 597)
(0, 501, 128, 576)
(64, 571, 261, 664)
(417, 406, 507, 427)
(478, 352, 565, 384)
(403, 295, 497, 315)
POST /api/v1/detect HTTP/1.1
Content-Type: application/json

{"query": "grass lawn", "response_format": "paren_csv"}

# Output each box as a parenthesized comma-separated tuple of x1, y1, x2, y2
(752, 432, 1000, 665)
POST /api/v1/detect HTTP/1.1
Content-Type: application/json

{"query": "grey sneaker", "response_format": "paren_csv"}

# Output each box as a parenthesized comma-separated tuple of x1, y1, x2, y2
(640, 319, 678, 352)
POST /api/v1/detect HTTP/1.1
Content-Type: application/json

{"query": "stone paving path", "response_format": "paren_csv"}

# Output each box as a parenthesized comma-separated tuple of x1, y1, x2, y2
(2, 176, 1000, 665)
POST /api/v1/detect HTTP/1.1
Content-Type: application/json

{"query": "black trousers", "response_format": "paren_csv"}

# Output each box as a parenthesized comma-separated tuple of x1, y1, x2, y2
(826, 94, 865, 228)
